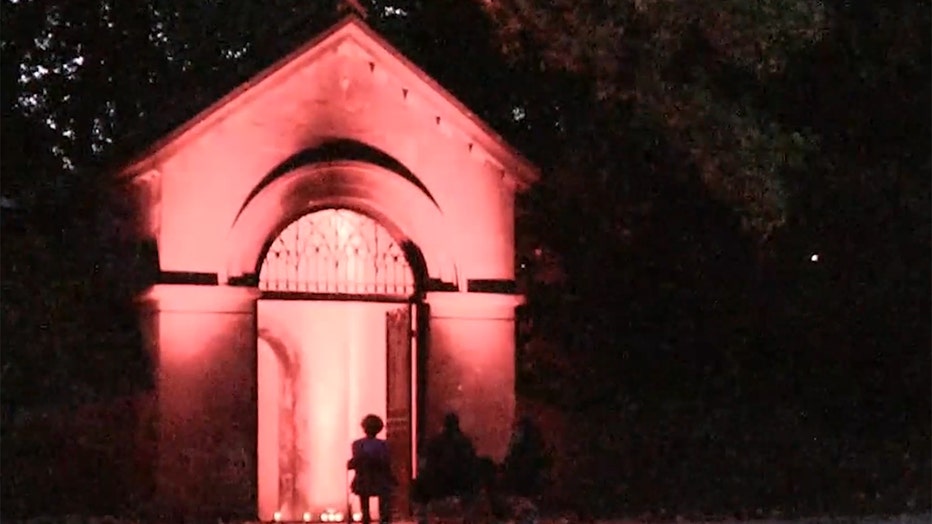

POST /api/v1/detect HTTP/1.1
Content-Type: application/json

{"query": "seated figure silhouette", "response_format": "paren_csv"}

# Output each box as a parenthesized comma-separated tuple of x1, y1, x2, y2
(348, 414, 395, 524)
(502, 416, 552, 523)
(502, 416, 551, 498)
(412, 412, 480, 522)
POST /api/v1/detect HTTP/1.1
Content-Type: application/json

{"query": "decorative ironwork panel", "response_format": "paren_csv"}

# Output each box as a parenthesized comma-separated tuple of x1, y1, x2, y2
(259, 209, 415, 295)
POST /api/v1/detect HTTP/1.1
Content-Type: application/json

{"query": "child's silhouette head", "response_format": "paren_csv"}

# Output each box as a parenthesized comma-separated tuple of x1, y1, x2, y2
(361, 414, 384, 437)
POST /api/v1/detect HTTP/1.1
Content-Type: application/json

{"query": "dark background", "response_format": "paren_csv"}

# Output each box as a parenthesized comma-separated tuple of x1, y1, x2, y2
(1, 0, 929, 519)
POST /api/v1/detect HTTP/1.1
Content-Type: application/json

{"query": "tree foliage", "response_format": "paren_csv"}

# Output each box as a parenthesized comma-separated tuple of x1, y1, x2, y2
(478, 0, 928, 241)
(477, 0, 818, 236)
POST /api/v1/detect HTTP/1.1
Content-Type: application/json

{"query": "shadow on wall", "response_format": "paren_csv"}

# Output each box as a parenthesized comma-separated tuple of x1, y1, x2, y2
(241, 138, 439, 219)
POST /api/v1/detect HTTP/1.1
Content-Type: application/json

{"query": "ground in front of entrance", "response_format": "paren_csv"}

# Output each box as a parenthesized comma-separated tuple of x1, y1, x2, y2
(5, 514, 930, 524)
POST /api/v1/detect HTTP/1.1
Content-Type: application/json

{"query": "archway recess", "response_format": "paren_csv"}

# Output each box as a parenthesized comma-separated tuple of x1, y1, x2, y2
(222, 161, 459, 290)
(255, 208, 420, 522)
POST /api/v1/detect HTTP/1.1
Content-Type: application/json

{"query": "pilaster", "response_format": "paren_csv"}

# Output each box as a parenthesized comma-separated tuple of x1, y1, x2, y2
(423, 291, 523, 461)
(138, 284, 261, 518)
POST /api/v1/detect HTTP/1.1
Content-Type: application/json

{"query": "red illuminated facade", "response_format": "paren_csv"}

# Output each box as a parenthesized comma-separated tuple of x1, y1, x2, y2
(118, 14, 538, 521)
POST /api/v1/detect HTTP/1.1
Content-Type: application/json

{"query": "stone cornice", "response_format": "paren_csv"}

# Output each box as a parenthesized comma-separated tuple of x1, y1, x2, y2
(425, 291, 524, 320)
(137, 284, 260, 313)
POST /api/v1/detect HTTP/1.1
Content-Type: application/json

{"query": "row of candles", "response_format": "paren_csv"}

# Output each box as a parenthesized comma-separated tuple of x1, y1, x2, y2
(272, 509, 365, 522)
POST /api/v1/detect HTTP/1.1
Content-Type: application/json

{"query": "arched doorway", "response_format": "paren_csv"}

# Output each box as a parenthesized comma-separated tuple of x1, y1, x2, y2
(256, 208, 420, 522)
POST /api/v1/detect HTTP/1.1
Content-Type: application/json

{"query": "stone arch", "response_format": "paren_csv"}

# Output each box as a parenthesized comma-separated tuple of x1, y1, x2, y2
(239, 139, 441, 216)
(256, 321, 303, 519)
(221, 160, 460, 289)
(257, 324, 299, 377)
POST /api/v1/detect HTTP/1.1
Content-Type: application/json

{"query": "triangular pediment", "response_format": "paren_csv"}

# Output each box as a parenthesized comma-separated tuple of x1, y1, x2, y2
(118, 15, 538, 187)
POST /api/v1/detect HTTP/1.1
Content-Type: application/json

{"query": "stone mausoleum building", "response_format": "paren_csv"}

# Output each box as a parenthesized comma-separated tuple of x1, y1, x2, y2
(115, 11, 538, 521)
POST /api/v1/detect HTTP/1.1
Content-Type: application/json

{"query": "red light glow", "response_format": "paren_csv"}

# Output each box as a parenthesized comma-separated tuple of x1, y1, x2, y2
(258, 300, 408, 521)
(127, 17, 536, 520)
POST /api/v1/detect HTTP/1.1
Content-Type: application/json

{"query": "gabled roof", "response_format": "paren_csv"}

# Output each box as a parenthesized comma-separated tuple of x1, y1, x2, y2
(118, 15, 539, 187)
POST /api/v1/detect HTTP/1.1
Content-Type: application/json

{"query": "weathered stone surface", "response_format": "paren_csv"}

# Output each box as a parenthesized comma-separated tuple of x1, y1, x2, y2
(139, 285, 260, 518)
(122, 16, 535, 520)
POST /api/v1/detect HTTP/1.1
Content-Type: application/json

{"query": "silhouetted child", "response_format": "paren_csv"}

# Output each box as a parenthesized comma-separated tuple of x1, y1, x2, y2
(348, 414, 395, 524)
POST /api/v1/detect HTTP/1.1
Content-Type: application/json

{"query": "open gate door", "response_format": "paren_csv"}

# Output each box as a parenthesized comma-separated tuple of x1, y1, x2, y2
(385, 305, 413, 518)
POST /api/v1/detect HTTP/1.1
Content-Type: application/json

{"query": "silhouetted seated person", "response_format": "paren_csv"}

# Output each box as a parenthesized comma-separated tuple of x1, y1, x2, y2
(501, 416, 552, 521)
(411, 412, 480, 520)
(348, 414, 396, 524)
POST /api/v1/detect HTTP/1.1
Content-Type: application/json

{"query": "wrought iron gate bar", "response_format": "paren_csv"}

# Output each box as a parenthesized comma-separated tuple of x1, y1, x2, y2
(259, 209, 415, 296)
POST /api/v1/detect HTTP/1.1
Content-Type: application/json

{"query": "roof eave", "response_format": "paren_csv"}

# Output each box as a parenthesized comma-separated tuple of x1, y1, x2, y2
(115, 15, 363, 180)
(346, 20, 539, 188)
(115, 15, 540, 188)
